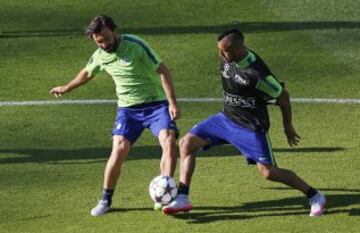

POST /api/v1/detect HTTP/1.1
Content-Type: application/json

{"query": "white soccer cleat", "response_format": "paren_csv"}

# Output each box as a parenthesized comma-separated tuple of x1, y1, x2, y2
(162, 194, 192, 215)
(309, 192, 326, 217)
(90, 200, 111, 217)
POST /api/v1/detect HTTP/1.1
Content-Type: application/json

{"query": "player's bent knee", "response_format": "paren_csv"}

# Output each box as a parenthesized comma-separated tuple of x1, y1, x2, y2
(163, 134, 176, 146)
(111, 137, 131, 159)
(179, 136, 197, 155)
(159, 130, 176, 145)
(159, 137, 176, 154)
(257, 164, 273, 180)
(179, 137, 189, 150)
(114, 140, 129, 150)
(261, 169, 272, 180)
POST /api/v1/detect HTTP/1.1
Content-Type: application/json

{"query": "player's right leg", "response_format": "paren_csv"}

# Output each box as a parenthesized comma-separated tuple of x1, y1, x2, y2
(163, 113, 232, 214)
(91, 135, 132, 216)
(162, 133, 208, 214)
(91, 107, 144, 217)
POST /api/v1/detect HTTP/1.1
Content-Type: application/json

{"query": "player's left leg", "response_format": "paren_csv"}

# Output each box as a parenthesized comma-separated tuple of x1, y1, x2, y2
(231, 125, 326, 217)
(146, 101, 179, 210)
(256, 163, 326, 217)
(150, 129, 177, 211)
(146, 101, 179, 177)
(158, 129, 177, 176)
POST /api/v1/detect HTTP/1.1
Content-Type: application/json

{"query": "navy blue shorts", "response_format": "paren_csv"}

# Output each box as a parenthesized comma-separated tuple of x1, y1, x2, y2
(189, 112, 276, 165)
(112, 100, 178, 144)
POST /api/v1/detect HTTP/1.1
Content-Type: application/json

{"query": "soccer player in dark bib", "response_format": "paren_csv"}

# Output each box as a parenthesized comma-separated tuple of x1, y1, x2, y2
(50, 15, 180, 216)
(163, 28, 326, 217)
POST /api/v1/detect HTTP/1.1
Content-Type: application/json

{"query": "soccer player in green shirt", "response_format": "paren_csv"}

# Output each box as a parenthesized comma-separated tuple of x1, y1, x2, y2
(50, 15, 180, 216)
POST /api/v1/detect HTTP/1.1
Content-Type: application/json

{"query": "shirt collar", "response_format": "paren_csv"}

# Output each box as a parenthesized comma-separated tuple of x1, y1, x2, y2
(235, 49, 256, 69)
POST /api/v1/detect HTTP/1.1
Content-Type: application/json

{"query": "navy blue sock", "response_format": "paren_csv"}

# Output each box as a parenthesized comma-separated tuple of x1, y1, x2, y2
(102, 189, 114, 206)
(178, 182, 189, 195)
(306, 187, 318, 199)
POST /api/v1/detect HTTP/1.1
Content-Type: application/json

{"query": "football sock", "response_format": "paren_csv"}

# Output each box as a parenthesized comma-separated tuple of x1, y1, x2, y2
(178, 182, 189, 195)
(305, 187, 318, 199)
(102, 189, 114, 206)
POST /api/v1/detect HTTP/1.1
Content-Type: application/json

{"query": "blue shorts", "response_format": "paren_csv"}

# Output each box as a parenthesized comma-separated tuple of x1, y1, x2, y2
(112, 100, 178, 144)
(189, 112, 276, 165)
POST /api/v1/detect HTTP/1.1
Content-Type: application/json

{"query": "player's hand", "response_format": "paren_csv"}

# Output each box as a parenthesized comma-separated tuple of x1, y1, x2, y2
(50, 86, 68, 98)
(169, 103, 181, 120)
(284, 124, 301, 147)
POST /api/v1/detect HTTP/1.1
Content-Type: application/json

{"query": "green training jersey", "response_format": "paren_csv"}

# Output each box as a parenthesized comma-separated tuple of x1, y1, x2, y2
(85, 34, 166, 107)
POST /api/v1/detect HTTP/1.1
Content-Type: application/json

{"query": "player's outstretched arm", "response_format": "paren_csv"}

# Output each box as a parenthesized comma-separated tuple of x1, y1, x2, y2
(157, 63, 181, 120)
(50, 69, 92, 98)
(276, 89, 301, 146)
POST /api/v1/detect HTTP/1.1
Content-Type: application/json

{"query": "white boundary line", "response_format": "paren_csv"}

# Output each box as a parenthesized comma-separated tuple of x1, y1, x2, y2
(0, 98, 360, 107)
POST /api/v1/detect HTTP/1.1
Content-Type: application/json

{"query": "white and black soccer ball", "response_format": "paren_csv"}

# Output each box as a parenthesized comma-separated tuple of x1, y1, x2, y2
(149, 175, 178, 205)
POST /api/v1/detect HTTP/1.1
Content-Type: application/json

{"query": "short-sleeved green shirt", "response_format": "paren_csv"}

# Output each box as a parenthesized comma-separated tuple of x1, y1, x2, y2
(85, 34, 166, 107)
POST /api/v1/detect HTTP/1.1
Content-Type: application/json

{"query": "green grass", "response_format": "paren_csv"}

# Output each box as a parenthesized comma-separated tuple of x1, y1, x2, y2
(0, 0, 359, 232)
(1, 104, 359, 232)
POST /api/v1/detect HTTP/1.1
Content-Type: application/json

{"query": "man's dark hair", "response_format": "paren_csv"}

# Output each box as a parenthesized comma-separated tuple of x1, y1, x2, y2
(217, 28, 244, 42)
(85, 15, 118, 38)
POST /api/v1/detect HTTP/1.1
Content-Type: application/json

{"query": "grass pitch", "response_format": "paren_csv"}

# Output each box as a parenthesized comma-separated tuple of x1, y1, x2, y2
(0, 0, 359, 232)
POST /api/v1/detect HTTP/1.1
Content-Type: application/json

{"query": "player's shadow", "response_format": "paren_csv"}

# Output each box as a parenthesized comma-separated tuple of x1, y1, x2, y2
(0, 145, 345, 164)
(1, 21, 359, 38)
(199, 145, 345, 157)
(109, 207, 153, 214)
(171, 188, 360, 224)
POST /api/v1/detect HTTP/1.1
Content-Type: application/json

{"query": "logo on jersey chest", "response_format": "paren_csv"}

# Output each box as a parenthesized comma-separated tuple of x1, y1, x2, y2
(222, 63, 249, 85)
(222, 63, 230, 79)
(119, 58, 131, 65)
(234, 74, 249, 85)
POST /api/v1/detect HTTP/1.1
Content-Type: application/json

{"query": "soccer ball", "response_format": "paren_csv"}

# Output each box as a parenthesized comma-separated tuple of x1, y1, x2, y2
(149, 175, 178, 205)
